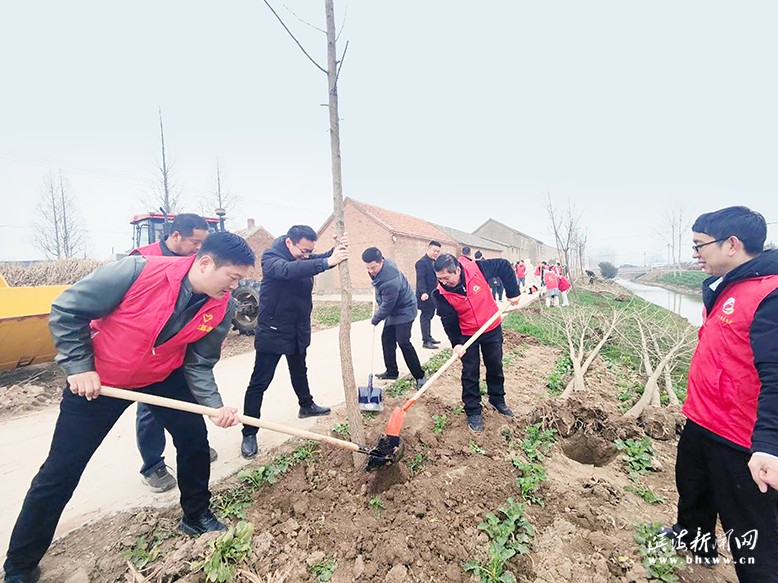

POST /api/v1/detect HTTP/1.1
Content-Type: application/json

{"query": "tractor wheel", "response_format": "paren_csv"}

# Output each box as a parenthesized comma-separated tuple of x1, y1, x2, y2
(231, 282, 260, 335)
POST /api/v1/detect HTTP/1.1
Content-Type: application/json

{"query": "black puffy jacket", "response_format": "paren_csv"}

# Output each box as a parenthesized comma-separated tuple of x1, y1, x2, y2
(370, 258, 417, 326)
(254, 236, 334, 355)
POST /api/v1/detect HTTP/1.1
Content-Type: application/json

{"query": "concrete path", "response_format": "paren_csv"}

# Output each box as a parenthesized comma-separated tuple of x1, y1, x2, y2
(0, 295, 535, 559)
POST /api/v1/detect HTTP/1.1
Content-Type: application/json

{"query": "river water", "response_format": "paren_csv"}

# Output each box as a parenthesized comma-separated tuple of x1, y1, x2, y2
(616, 279, 704, 327)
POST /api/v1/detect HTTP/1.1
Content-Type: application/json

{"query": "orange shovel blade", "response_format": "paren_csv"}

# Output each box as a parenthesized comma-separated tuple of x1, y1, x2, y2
(384, 405, 407, 437)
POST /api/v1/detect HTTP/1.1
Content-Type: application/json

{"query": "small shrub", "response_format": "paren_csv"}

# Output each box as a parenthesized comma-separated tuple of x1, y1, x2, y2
(625, 483, 665, 505)
(387, 378, 413, 398)
(469, 440, 486, 455)
(406, 450, 430, 476)
(546, 355, 572, 396)
(368, 496, 384, 512)
(615, 436, 655, 481)
(519, 423, 557, 463)
(598, 261, 618, 279)
(512, 461, 547, 506)
(634, 522, 684, 582)
(194, 521, 254, 583)
(310, 558, 337, 582)
(432, 414, 447, 435)
(331, 422, 350, 438)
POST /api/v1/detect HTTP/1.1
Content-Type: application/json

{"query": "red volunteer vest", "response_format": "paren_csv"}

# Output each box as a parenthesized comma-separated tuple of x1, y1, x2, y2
(90, 255, 230, 388)
(437, 260, 500, 335)
(130, 241, 165, 256)
(516, 264, 526, 278)
(683, 275, 778, 449)
(558, 276, 571, 292)
(544, 271, 559, 290)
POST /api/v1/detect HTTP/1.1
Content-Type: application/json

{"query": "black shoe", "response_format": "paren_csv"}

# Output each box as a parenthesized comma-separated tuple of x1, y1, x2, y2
(299, 403, 331, 418)
(429, 338, 441, 344)
(489, 402, 514, 417)
(4, 566, 41, 583)
(415, 374, 428, 389)
(209, 447, 218, 463)
(241, 435, 258, 458)
(141, 465, 177, 493)
(375, 371, 399, 380)
(467, 413, 484, 432)
(179, 509, 228, 536)
(422, 342, 439, 350)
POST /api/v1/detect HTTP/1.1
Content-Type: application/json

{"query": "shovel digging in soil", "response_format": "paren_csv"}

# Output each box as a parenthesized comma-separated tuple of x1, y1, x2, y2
(100, 386, 401, 471)
(375, 301, 520, 453)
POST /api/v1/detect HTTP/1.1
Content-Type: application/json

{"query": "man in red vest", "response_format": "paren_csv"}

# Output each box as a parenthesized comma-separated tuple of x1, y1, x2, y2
(3, 232, 254, 583)
(660, 206, 778, 581)
(131, 213, 214, 493)
(432, 253, 520, 432)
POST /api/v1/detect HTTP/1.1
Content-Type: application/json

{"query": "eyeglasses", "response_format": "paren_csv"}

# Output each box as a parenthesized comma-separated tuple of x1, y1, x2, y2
(293, 242, 315, 256)
(692, 238, 727, 253)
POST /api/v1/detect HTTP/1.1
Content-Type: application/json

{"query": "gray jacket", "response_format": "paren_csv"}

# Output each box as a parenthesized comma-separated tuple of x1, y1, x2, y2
(49, 255, 234, 408)
(370, 258, 417, 326)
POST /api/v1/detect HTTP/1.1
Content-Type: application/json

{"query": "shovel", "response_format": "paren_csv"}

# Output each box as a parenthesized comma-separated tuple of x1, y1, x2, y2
(374, 300, 519, 454)
(358, 302, 383, 412)
(100, 386, 400, 471)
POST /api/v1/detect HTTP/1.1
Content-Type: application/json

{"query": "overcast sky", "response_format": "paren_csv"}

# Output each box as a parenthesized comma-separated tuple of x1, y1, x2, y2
(1, 1, 776, 266)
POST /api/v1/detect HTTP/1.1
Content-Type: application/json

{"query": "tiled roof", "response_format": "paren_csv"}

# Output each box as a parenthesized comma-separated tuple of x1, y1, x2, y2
(473, 218, 547, 246)
(235, 225, 274, 240)
(430, 223, 503, 251)
(349, 199, 456, 244)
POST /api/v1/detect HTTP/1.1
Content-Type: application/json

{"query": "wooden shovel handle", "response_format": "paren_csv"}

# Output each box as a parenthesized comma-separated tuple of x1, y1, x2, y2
(99, 386, 363, 453)
(402, 301, 519, 411)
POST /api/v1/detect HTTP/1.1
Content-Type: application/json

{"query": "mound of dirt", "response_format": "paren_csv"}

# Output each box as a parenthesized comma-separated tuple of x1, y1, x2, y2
(34, 335, 737, 583)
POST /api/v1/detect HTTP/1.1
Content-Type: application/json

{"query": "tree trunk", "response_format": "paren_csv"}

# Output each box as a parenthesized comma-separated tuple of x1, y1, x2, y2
(325, 0, 365, 467)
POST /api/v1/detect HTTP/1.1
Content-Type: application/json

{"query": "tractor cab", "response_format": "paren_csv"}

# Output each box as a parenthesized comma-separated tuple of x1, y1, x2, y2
(130, 212, 221, 249)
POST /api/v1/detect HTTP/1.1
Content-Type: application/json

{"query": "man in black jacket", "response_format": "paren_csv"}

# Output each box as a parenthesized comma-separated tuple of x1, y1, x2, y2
(659, 206, 778, 581)
(415, 240, 442, 349)
(432, 253, 520, 432)
(362, 247, 426, 387)
(240, 225, 348, 458)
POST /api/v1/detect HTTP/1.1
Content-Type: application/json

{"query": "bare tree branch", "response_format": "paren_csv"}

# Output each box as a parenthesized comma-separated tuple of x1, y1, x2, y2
(263, 0, 327, 74)
(335, 39, 349, 84)
(281, 2, 326, 33)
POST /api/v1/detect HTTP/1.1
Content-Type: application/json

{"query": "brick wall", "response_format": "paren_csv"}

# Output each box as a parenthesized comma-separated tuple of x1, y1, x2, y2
(315, 204, 458, 294)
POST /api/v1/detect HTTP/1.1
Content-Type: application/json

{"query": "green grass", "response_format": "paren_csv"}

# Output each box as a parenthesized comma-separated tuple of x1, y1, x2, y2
(656, 271, 707, 290)
(386, 378, 413, 398)
(546, 355, 572, 396)
(311, 301, 372, 328)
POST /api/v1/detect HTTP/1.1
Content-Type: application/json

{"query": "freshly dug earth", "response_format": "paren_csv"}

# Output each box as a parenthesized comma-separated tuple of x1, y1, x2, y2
(34, 330, 738, 582)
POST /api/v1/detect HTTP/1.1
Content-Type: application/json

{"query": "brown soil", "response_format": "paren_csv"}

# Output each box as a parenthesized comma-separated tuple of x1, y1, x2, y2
(33, 331, 738, 583)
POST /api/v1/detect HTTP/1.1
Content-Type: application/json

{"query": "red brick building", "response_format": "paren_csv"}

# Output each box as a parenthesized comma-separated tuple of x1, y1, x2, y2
(235, 219, 275, 280)
(315, 199, 458, 294)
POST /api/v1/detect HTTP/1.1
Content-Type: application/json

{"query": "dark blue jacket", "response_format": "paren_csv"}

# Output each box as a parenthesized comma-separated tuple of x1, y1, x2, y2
(254, 236, 334, 354)
(370, 258, 417, 326)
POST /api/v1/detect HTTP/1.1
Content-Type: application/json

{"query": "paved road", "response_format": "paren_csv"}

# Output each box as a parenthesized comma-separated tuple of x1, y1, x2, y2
(0, 295, 535, 559)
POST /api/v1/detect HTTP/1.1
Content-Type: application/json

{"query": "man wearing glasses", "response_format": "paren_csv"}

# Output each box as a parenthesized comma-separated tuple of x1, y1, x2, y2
(240, 225, 348, 458)
(661, 206, 778, 581)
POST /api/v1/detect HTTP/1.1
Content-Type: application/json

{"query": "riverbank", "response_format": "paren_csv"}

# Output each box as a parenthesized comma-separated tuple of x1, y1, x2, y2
(618, 267, 704, 296)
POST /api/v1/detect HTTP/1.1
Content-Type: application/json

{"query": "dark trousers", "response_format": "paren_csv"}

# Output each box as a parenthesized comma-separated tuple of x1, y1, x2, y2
(418, 301, 436, 343)
(242, 349, 314, 436)
(460, 326, 505, 415)
(381, 321, 425, 380)
(674, 420, 778, 582)
(3, 370, 211, 577)
(136, 403, 167, 476)
(491, 285, 503, 301)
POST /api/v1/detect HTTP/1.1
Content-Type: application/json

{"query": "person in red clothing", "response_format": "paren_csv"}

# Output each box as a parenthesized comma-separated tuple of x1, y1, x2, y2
(131, 213, 214, 493)
(558, 274, 571, 307)
(3, 233, 254, 583)
(660, 206, 778, 582)
(432, 253, 520, 432)
(515, 260, 526, 290)
(543, 268, 560, 307)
